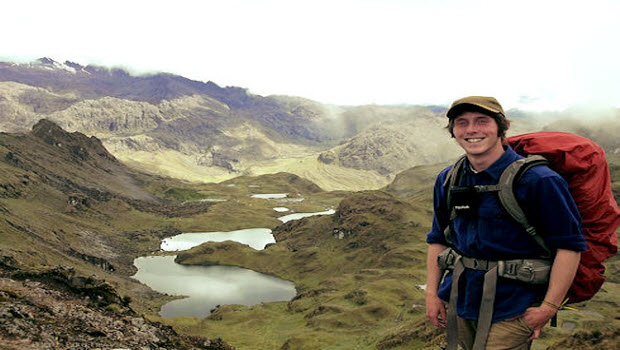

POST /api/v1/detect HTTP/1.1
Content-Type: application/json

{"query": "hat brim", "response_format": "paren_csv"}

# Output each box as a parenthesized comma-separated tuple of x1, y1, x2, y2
(446, 103, 503, 119)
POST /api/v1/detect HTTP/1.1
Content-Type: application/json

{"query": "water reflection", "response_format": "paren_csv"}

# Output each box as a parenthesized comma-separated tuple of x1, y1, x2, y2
(133, 255, 296, 318)
(161, 228, 275, 251)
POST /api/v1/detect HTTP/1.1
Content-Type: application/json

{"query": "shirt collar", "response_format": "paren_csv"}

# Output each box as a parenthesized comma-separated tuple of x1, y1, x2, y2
(464, 146, 522, 181)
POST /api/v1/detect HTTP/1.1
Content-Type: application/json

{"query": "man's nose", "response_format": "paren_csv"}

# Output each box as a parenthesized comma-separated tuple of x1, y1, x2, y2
(465, 122, 478, 133)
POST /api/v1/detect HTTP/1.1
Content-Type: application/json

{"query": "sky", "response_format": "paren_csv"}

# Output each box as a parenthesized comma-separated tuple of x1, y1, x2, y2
(2, 0, 620, 111)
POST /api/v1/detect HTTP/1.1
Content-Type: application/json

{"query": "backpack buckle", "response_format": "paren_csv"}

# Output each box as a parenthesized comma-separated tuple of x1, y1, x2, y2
(498, 259, 551, 284)
(517, 265, 534, 281)
(507, 262, 519, 276)
(497, 260, 519, 277)
(437, 248, 459, 270)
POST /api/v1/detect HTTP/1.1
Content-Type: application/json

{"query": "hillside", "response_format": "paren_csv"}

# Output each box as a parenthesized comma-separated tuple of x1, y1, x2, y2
(0, 117, 617, 349)
(0, 121, 234, 348)
(0, 121, 347, 349)
(0, 259, 233, 350)
(173, 190, 438, 349)
(0, 118, 340, 270)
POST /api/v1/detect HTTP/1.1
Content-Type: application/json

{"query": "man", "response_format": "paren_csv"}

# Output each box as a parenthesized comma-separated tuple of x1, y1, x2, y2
(425, 96, 586, 350)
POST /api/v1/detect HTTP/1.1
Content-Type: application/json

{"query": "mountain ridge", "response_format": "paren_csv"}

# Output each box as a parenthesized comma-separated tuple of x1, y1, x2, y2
(0, 58, 457, 189)
(3, 58, 619, 192)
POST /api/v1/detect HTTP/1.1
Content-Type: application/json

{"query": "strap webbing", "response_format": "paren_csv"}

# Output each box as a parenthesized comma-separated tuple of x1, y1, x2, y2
(473, 266, 498, 350)
(444, 252, 502, 350)
(442, 155, 554, 348)
(497, 155, 551, 257)
(446, 256, 464, 350)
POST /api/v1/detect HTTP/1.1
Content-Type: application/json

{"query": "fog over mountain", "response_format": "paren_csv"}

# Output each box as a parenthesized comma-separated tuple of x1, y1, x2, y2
(1, 58, 618, 190)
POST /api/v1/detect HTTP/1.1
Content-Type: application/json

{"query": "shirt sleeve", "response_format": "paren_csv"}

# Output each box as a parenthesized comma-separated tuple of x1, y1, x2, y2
(426, 167, 451, 245)
(520, 168, 587, 252)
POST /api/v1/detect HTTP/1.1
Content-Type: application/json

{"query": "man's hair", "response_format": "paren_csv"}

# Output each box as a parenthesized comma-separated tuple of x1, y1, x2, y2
(446, 106, 511, 139)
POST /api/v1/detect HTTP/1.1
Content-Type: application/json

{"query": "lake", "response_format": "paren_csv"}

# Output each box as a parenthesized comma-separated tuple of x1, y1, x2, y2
(160, 228, 275, 251)
(134, 208, 336, 318)
(132, 255, 296, 318)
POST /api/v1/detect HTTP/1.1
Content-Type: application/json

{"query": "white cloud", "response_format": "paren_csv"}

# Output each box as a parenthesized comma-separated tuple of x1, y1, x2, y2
(1, 0, 619, 111)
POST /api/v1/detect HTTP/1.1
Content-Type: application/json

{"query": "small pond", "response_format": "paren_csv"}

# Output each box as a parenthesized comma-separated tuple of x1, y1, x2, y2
(161, 228, 275, 251)
(251, 193, 288, 199)
(278, 209, 336, 223)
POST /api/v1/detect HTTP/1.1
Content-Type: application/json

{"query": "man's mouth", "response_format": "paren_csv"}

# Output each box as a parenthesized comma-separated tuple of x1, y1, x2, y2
(465, 138, 483, 143)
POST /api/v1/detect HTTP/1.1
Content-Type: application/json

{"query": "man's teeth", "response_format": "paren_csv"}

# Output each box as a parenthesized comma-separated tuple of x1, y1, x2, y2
(467, 138, 483, 143)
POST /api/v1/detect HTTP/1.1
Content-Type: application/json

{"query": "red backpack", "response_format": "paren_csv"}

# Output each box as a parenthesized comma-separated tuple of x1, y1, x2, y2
(507, 131, 619, 303)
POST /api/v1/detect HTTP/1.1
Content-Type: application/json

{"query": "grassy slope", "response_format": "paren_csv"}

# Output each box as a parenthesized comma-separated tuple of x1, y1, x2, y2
(114, 149, 391, 192)
(0, 124, 348, 318)
(152, 160, 620, 350)
(162, 191, 441, 349)
(249, 155, 390, 192)
(1, 122, 617, 349)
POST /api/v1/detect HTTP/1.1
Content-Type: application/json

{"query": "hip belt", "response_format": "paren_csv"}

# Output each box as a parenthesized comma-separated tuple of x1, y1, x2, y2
(437, 248, 551, 350)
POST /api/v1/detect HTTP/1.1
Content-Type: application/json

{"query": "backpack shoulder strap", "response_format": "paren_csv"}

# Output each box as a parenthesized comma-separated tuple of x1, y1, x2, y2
(497, 155, 552, 257)
(442, 156, 467, 246)
(444, 155, 467, 211)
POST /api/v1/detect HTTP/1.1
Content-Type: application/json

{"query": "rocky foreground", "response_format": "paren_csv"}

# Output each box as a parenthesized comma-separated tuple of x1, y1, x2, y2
(0, 256, 234, 350)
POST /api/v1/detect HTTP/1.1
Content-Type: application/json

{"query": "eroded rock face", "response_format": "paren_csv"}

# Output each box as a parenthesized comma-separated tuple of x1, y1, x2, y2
(333, 118, 461, 175)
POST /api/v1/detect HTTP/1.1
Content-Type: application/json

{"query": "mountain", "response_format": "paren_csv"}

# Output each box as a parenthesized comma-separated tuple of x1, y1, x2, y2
(0, 119, 197, 273)
(3, 58, 620, 193)
(0, 59, 336, 177)
(319, 108, 460, 175)
(0, 58, 463, 191)
(0, 118, 336, 272)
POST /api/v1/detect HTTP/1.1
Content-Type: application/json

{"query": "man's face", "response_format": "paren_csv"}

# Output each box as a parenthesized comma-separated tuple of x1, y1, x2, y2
(452, 111, 503, 157)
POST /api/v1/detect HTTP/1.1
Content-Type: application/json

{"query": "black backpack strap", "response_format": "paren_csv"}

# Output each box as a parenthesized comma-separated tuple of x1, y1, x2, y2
(444, 155, 467, 210)
(497, 155, 552, 257)
(443, 156, 467, 245)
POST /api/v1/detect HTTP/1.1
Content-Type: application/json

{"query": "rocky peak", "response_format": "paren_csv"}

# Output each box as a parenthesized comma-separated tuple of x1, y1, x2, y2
(36, 57, 57, 65)
(63, 60, 85, 71)
(30, 119, 116, 162)
(34, 57, 80, 74)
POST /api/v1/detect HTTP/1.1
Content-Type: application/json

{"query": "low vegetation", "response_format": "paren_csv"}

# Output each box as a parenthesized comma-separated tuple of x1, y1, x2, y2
(0, 120, 617, 349)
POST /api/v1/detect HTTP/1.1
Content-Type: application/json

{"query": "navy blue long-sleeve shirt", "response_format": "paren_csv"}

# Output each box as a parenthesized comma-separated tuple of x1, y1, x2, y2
(427, 146, 586, 322)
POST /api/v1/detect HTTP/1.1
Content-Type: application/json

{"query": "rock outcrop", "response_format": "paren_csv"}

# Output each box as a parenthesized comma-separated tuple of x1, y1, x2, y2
(0, 258, 235, 349)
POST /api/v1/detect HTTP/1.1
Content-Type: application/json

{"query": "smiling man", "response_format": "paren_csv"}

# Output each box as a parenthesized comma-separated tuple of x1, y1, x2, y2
(424, 96, 586, 350)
